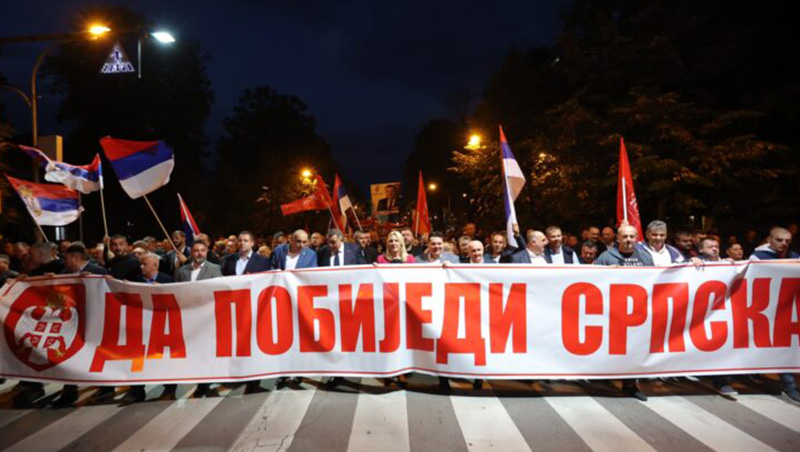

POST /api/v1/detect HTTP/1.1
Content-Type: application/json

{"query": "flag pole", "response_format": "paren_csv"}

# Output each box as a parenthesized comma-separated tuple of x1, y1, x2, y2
(353, 208, 363, 231)
(99, 186, 109, 238)
(621, 177, 628, 223)
(34, 221, 49, 243)
(78, 193, 84, 243)
(143, 194, 180, 254)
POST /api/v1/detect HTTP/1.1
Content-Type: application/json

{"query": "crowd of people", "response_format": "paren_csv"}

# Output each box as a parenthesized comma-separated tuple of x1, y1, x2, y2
(1, 219, 798, 408)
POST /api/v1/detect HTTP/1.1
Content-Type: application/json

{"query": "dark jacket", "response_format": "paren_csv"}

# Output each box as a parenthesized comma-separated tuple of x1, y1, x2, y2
(134, 272, 174, 284)
(750, 244, 800, 260)
(28, 259, 65, 276)
(60, 263, 108, 275)
(106, 254, 142, 280)
(317, 243, 363, 266)
(357, 245, 379, 264)
(544, 245, 578, 264)
(221, 251, 271, 276)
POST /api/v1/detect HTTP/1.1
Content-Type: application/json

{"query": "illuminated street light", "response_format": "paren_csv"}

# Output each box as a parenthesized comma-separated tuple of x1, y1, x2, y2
(301, 168, 313, 178)
(88, 24, 111, 38)
(467, 134, 482, 149)
(151, 31, 176, 44)
(428, 183, 437, 191)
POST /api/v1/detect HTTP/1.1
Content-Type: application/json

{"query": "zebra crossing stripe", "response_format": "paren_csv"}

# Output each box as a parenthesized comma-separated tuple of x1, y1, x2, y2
(346, 379, 410, 452)
(734, 395, 800, 432)
(109, 397, 225, 452)
(3, 404, 120, 452)
(450, 391, 533, 452)
(228, 382, 318, 452)
(644, 396, 781, 452)
(545, 396, 658, 452)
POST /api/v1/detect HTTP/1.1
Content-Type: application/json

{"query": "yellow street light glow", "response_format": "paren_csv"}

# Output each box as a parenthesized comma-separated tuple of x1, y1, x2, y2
(467, 134, 482, 148)
(301, 169, 313, 178)
(428, 183, 437, 191)
(88, 25, 111, 37)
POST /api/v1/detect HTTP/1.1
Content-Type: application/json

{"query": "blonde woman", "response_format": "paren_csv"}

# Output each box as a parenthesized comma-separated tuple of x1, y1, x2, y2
(377, 231, 416, 263)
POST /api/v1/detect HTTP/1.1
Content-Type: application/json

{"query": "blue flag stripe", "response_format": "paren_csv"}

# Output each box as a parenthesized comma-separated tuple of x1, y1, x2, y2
(109, 146, 173, 180)
(38, 197, 80, 213)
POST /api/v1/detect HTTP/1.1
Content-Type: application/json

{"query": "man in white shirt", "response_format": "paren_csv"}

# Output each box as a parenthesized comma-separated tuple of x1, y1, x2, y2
(636, 220, 685, 266)
(544, 226, 580, 264)
(222, 231, 270, 276)
(511, 230, 549, 264)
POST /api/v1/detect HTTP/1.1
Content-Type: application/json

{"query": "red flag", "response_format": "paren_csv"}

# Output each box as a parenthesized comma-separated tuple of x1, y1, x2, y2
(281, 175, 332, 216)
(413, 171, 431, 235)
(314, 175, 344, 230)
(332, 174, 347, 230)
(616, 137, 643, 239)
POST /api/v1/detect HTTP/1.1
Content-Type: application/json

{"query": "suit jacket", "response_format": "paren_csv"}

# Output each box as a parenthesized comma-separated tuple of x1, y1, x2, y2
(221, 251, 271, 276)
(357, 245, 379, 264)
(60, 263, 108, 275)
(106, 254, 142, 280)
(162, 246, 191, 278)
(176, 261, 223, 282)
(416, 252, 460, 263)
(134, 272, 174, 284)
(317, 243, 362, 266)
(377, 197, 399, 212)
(510, 249, 549, 264)
(270, 244, 317, 270)
(483, 253, 510, 264)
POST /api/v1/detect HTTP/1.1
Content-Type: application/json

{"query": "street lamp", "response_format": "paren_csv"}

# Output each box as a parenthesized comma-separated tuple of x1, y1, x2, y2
(428, 182, 437, 191)
(88, 25, 111, 38)
(151, 31, 176, 43)
(467, 134, 482, 149)
(301, 169, 313, 179)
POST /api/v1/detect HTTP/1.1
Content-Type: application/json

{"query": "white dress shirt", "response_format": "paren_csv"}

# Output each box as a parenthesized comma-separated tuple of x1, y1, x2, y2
(643, 243, 681, 266)
(329, 247, 346, 267)
(190, 262, 204, 281)
(235, 251, 252, 275)
(285, 253, 300, 270)
(527, 249, 548, 265)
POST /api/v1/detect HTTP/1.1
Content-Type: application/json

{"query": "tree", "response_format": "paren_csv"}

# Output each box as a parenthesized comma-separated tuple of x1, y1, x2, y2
(214, 86, 339, 235)
(453, 0, 800, 234)
(43, 6, 214, 241)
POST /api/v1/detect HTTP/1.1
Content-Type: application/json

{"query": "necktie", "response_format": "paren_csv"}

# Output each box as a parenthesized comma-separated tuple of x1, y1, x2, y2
(334, 251, 340, 267)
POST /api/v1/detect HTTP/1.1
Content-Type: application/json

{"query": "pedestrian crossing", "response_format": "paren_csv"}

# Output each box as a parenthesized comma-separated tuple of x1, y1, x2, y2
(0, 377, 798, 452)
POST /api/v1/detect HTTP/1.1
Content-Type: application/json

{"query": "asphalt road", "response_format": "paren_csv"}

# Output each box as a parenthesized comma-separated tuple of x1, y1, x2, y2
(0, 375, 798, 452)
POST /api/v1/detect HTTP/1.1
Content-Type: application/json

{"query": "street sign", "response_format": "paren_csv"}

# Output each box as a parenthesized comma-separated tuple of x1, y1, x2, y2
(100, 42, 135, 74)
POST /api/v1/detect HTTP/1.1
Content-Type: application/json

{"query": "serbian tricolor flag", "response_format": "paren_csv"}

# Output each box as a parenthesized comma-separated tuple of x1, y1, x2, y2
(413, 171, 431, 235)
(6, 175, 83, 226)
(99, 137, 174, 199)
(616, 137, 643, 239)
(500, 126, 526, 248)
(333, 174, 352, 230)
(178, 193, 201, 247)
(18, 145, 103, 194)
(281, 175, 333, 217)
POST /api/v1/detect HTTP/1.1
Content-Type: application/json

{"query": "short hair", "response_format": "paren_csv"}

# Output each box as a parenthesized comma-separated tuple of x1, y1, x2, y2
(31, 242, 51, 255)
(172, 230, 186, 238)
(327, 229, 343, 239)
(143, 236, 157, 243)
(139, 253, 160, 264)
(0, 254, 9, 263)
(490, 231, 506, 241)
(400, 227, 413, 235)
(674, 230, 691, 238)
(646, 220, 668, 233)
(273, 231, 285, 239)
(191, 240, 208, 249)
(110, 234, 127, 242)
(581, 240, 599, 250)
(699, 237, 719, 247)
(458, 235, 471, 243)
(64, 243, 89, 259)
(545, 226, 561, 236)
(769, 226, 790, 238)
(132, 240, 149, 250)
(238, 230, 255, 241)
(292, 229, 308, 239)
(429, 231, 445, 241)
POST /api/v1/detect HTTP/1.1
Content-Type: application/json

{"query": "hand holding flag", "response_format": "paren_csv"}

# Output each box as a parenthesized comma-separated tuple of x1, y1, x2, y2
(616, 137, 643, 240)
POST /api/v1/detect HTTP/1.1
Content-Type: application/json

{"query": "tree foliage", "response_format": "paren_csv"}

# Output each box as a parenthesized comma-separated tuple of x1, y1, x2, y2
(452, 0, 800, 233)
(214, 86, 338, 235)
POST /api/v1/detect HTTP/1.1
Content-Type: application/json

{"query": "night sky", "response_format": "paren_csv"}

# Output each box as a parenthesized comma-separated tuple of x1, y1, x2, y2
(2, 0, 566, 194)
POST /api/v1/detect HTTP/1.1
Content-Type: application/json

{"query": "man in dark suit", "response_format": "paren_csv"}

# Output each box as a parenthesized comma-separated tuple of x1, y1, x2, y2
(317, 229, 362, 267)
(316, 228, 362, 388)
(49, 243, 108, 407)
(510, 230, 550, 264)
(222, 230, 271, 276)
(354, 230, 378, 264)
(162, 230, 191, 278)
(270, 229, 317, 270)
(376, 184, 400, 212)
(27, 242, 65, 276)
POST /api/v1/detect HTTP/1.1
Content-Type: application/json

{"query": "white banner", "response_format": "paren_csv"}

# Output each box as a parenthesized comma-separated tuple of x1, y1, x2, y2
(1, 261, 799, 385)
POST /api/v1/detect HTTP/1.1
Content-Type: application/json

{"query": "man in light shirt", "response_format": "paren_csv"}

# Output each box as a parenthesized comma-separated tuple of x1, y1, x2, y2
(510, 230, 549, 264)
(417, 231, 459, 263)
(544, 226, 580, 264)
(221, 231, 270, 276)
(636, 220, 685, 266)
(270, 229, 317, 270)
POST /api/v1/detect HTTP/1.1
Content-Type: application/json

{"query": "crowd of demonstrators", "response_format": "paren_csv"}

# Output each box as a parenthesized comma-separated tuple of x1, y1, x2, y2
(1, 219, 799, 407)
